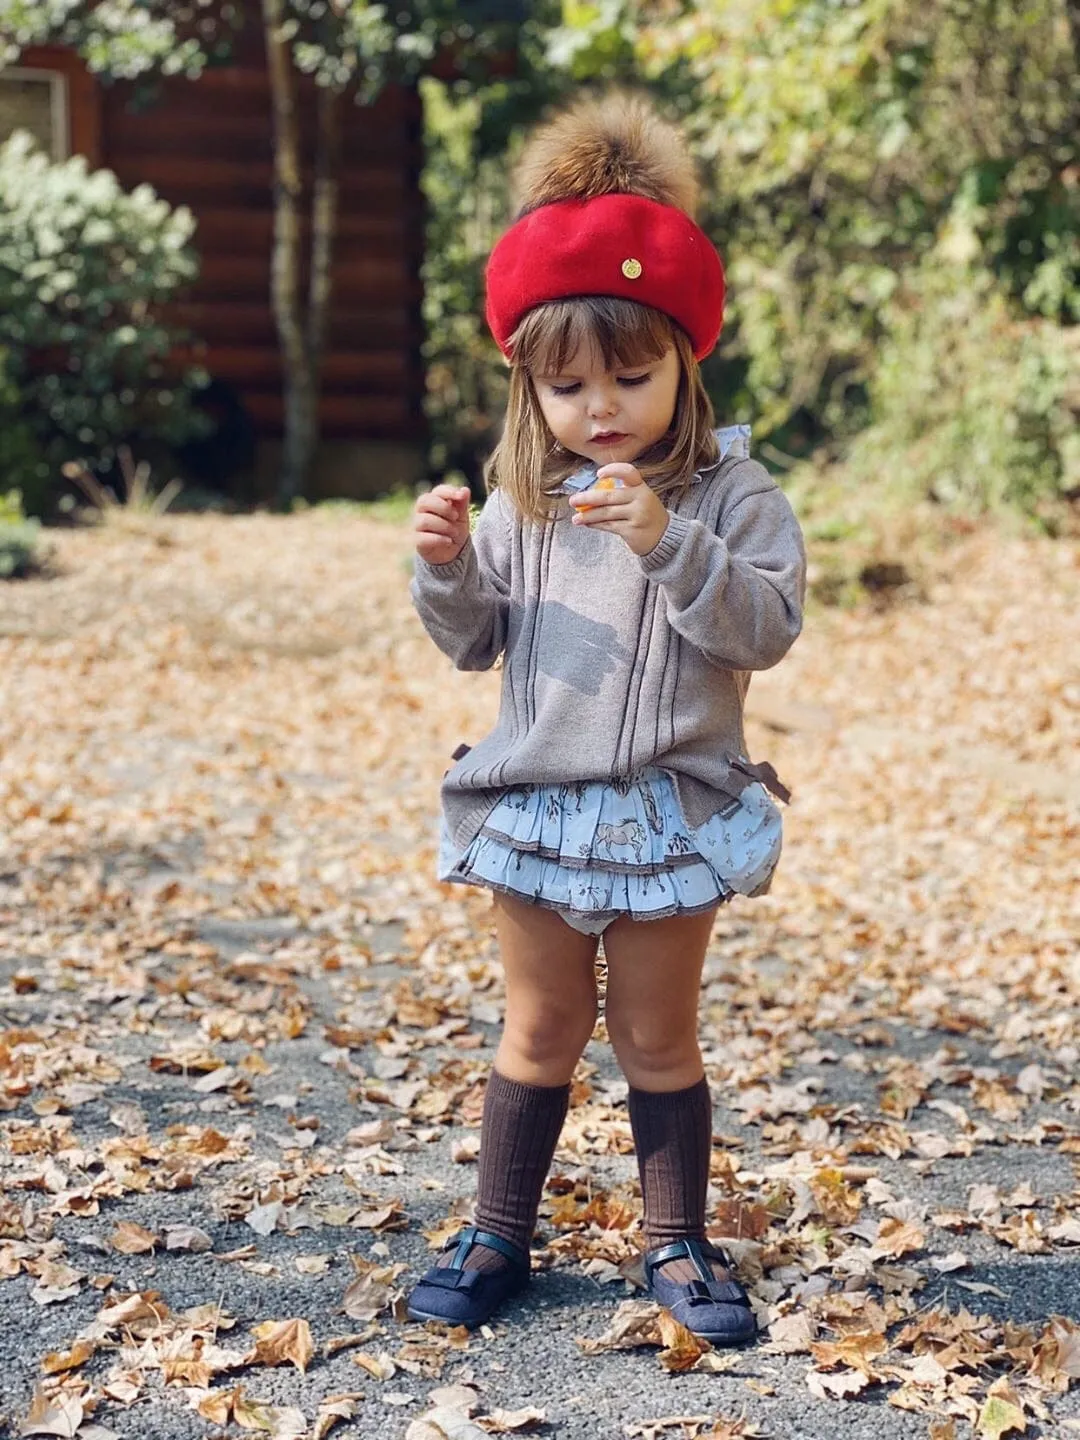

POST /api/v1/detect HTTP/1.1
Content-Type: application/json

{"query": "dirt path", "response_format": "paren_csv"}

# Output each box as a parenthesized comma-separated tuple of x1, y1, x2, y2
(1, 513, 1077, 1440)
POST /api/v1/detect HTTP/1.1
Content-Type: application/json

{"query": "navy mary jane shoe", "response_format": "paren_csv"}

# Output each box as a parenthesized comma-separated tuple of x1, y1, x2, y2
(644, 1237, 757, 1346)
(406, 1224, 530, 1328)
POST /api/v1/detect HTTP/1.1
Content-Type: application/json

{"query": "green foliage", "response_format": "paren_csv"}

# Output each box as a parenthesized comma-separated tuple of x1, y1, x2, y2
(420, 76, 511, 487)
(546, 0, 638, 77)
(0, 0, 538, 507)
(0, 1, 528, 98)
(845, 268, 1079, 520)
(0, 0, 215, 78)
(634, 0, 1079, 445)
(785, 265, 1078, 603)
(0, 486, 41, 578)
(0, 132, 208, 516)
(8, 0, 1073, 534)
(0, 343, 45, 507)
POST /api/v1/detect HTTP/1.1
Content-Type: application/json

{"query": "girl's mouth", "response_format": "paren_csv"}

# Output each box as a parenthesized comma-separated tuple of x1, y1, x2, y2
(592, 432, 628, 443)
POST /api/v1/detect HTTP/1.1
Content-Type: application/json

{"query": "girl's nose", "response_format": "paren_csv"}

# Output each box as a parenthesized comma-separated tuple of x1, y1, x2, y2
(586, 385, 619, 419)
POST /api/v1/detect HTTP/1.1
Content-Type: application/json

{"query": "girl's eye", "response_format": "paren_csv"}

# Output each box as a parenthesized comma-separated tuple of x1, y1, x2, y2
(548, 373, 650, 395)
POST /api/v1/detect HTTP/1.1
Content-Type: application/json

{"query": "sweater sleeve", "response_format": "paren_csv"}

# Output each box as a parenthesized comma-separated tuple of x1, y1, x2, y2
(409, 487, 512, 671)
(638, 467, 805, 671)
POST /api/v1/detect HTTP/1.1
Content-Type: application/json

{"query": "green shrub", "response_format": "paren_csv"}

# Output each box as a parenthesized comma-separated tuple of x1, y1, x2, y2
(0, 487, 41, 578)
(793, 268, 1079, 526)
(0, 341, 45, 500)
(785, 264, 1079, 604)
(636, 0, 1079, 449)
(420, 77, 513, 492)
(0, 131, 208, 516)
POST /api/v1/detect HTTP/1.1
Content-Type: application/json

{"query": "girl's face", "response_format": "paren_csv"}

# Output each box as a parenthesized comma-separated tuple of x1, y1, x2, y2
(533, 340, 680, 466)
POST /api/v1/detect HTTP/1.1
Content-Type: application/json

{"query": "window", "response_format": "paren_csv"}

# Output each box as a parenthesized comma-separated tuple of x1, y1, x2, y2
(0, 67, 70, 159)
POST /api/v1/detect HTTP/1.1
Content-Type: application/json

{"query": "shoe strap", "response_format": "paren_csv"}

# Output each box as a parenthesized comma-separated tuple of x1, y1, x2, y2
(445, 1224, 528, 1270)
(646, 1237, 733, 1286)
(423, 1266, 485, 1294)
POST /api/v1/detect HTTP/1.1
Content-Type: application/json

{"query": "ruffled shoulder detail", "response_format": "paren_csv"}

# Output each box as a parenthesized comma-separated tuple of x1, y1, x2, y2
(715, 423, 751, 462)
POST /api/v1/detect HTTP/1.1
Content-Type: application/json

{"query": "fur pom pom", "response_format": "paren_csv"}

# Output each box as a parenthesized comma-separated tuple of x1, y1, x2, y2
(512, 91, 700, 219)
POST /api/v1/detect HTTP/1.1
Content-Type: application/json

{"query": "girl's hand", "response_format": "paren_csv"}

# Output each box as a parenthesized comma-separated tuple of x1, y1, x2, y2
(569, 463, 670, 557)
(414, 484, 472, 565)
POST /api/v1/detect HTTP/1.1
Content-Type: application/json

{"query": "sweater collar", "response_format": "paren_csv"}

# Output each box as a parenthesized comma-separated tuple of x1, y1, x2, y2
(558, 425, 751, 494)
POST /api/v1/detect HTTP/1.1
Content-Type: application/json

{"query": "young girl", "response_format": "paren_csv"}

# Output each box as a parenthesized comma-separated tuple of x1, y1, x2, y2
(407, 92, 805, 1346)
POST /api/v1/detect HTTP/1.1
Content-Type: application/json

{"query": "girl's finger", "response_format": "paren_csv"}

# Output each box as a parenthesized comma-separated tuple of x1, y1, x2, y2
(596, 462, 644, 486)
(415, 514, 458, 537)
(570, 490, 632, 513)
(417, 494, 460, 519)
(572, 514, 632, 531)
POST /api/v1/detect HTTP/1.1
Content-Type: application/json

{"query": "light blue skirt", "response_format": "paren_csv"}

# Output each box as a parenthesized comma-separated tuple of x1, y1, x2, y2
(437, 767, 782, 936)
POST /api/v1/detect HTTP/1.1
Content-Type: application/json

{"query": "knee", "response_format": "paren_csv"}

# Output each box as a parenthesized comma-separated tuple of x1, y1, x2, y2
(605, 1007, 699, 1084)
(503, 994, 598, 1069)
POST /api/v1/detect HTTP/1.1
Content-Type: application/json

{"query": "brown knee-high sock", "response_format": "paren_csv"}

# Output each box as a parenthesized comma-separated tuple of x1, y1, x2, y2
(629, 1076, 719, 1280)
(463, 1068, 570, 1273)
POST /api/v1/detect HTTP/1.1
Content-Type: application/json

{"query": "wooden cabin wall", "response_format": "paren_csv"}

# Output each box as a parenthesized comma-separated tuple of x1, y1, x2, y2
(101, 69, 426, 447)
(20, 35, 428, 495)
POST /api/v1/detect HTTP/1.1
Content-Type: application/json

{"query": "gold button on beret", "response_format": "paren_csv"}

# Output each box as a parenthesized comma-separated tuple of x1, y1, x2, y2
(621, 257, 643, 279)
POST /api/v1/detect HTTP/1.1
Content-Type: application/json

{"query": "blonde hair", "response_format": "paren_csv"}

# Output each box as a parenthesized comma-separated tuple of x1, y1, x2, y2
(484, 296, 719, 525)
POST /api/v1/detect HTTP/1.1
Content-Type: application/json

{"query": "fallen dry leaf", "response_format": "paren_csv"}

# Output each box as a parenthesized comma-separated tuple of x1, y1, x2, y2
(405, 1408, 489, 1440)
(655, 1309, 713, 1373)
(485, 1405, 547, 1431)
(806, 1367, 873, 1400)
(247, 1318, 315, 1374)
(352, 1349, 397, 1381)
(163, 1224, 213, 1252)
(40, 1341, 96, 1375)
(110, 1221, 159, 1254)
(977, 1384, 1027, 1439)
(312, 1393, 362, 1440)
(19, 1388, 84, 1438)
(294, 1252, 332, 1275)
(231, 1388, 307, 1437)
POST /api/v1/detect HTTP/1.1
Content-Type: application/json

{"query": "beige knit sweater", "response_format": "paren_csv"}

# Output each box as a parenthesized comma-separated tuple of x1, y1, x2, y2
(410, 453, 806, 852)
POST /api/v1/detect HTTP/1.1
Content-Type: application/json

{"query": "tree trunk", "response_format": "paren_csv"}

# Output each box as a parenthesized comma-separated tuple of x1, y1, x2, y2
(308, 84, 341, 388)
(262, 0, 317, 508)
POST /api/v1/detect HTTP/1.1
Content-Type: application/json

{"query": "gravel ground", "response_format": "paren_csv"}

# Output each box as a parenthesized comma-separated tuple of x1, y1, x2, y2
(2, 905, 1078, 1440)
(2, 513, 1078, 1440)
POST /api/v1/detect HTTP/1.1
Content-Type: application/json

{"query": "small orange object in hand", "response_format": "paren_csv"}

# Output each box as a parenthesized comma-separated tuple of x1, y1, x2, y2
(574, 475, 621, 511)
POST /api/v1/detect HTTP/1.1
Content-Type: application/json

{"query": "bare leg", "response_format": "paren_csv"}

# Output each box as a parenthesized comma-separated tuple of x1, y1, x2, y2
(491, 892, 601, 1086)
(603, 907, 715, 1091)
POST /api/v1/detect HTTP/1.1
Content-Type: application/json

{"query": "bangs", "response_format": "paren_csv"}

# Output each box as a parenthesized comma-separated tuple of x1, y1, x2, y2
(510, 296, 676, 376)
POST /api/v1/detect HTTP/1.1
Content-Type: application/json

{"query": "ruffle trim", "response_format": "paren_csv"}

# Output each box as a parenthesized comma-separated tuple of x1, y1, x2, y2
(441, 850, 733, 930)
(439, 767, 782, 926)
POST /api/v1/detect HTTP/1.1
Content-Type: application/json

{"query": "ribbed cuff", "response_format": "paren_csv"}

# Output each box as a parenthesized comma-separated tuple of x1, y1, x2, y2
(629, 1074, 709, 1109)
(487, 1069, 573, 1105)
(412, 539, 474, 579)
(638, 510, 693, 573)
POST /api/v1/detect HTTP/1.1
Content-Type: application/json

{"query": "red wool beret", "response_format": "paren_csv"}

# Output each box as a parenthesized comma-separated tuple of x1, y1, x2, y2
(485, 192, 726, 362)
